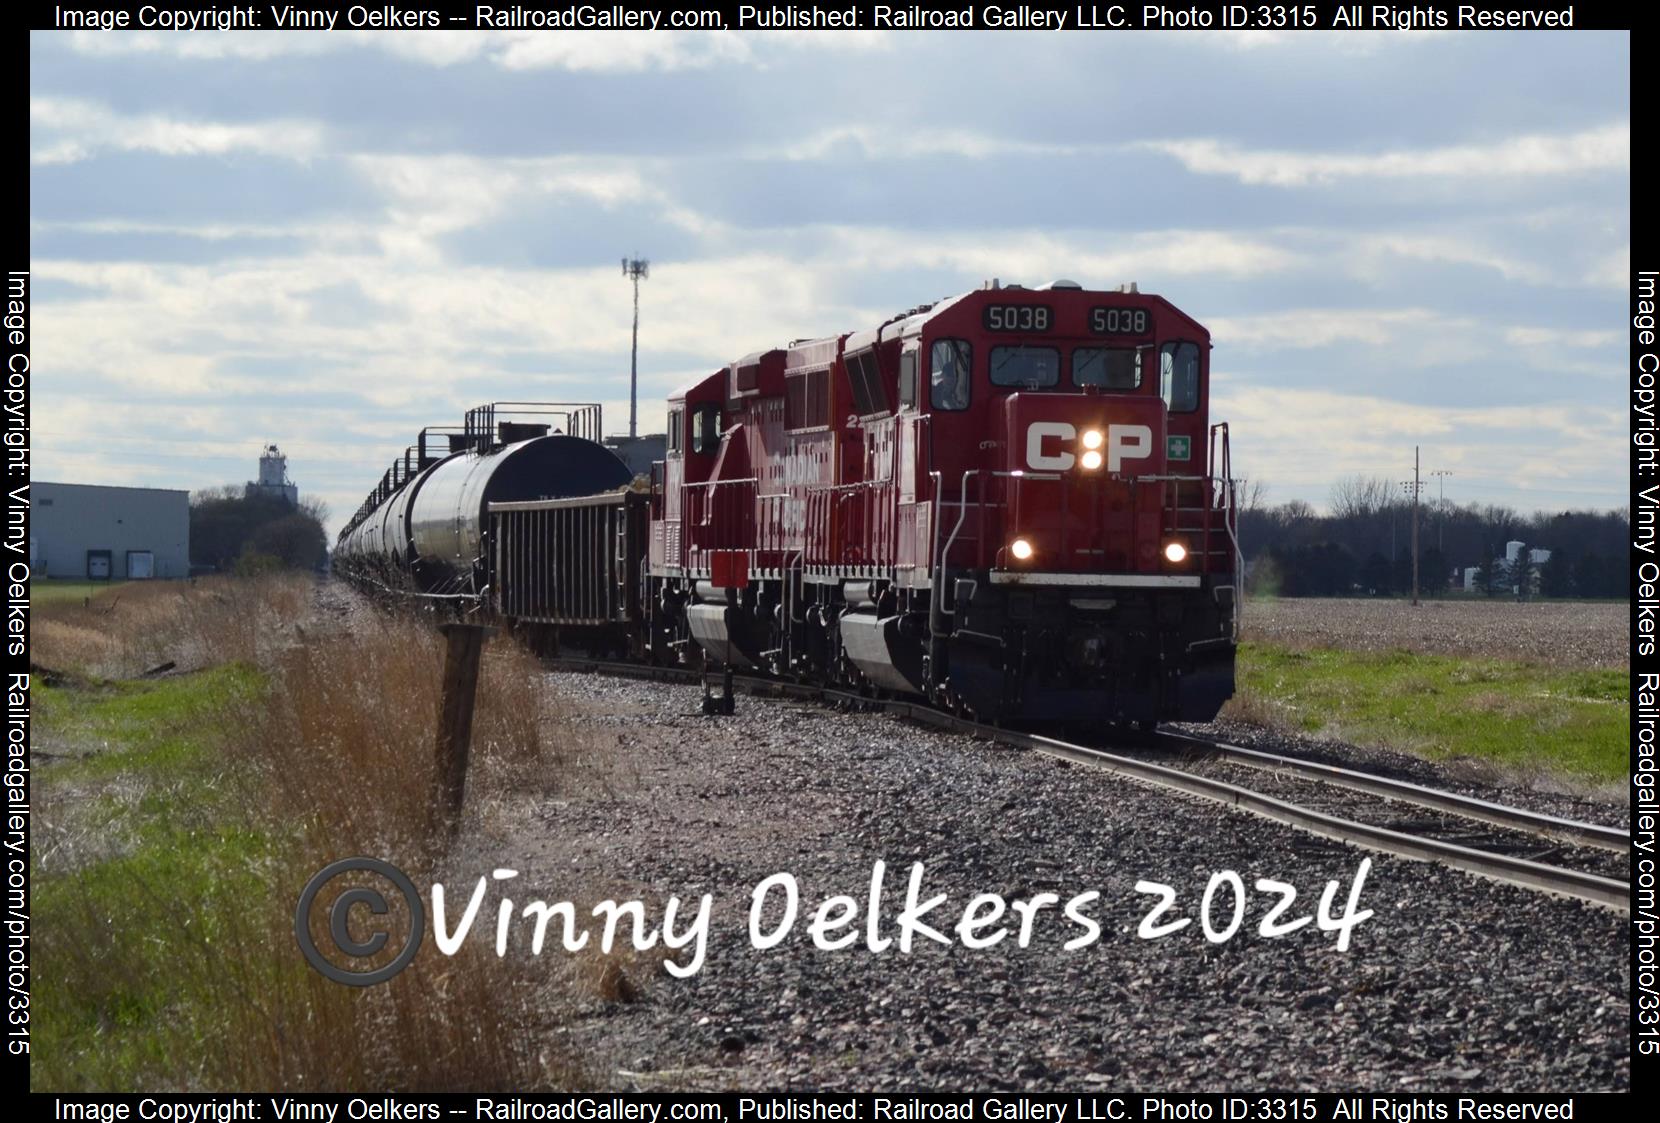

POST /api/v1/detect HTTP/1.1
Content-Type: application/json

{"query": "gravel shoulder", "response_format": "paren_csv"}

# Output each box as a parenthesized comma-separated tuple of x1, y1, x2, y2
(455, 672, 1629, 1093)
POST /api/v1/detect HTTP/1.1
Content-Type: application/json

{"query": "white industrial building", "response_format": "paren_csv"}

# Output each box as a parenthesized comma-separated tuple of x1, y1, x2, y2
(245, 444, 299, 507)
(30, 481, 190, 580)
(1462, 541, 1552, 592)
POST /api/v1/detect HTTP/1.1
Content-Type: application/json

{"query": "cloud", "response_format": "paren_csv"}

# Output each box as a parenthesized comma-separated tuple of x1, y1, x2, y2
(491, 30, 752, 71)
(1216, 385, 1625, 510)
(812, 227, 1303, 286)
(345, 152, 719, 262)
(30, 96, 324, 165)
(1584, 245, 1630, 290)
(1501, 326, 1621, 350)
(1140, 122, 1629, 187)
(58, 29, 346, 60)
(774, 126, 1098, 162)
(1350, 233, 1550, 284)
(1211, 306, 1621, 387)
(30, 30, 1629, 521)
(1209, 308, 1453, 349)
(1187, 30, 1423, 53)
(57, 28, 890, 72)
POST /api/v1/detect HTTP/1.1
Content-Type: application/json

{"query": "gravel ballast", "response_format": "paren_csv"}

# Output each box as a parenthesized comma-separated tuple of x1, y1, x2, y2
(451, 671, 1629, 1093)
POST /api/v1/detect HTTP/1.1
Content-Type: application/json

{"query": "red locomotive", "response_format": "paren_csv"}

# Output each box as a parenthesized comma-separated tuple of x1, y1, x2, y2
(339, 279, 1238, 728)
(643, 278, 1237, 725)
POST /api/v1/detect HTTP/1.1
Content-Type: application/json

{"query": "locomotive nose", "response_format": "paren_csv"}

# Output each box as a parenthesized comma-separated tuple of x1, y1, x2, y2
(998, 394, 1170, 573)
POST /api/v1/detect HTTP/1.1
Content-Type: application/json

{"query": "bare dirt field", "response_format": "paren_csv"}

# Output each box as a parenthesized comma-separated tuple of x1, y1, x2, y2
(1240, 598, 1629, 669)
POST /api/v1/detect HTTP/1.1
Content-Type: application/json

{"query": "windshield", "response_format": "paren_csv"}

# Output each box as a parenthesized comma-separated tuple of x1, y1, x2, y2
(1074, 347, 1141, 389)
(989, 345, 1060, 388)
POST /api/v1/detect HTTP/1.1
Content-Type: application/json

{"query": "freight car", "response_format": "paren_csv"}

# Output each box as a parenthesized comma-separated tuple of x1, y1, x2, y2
(333, 402, 634, 609)
(336, 279, 1239, 728)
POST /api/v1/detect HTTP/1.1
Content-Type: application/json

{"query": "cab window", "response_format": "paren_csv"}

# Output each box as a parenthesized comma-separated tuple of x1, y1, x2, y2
(667, 408, 683, 454)
(989, 345, 1059, 388)
(691, 404, 722, 454)
(930, 339, 971, 411)
(899, 349, 918, 409)
(1160, 342, 1201, 413)
(1074, 348, 1141, 390)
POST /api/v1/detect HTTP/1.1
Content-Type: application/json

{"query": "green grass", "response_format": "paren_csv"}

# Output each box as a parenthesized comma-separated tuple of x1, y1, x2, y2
(32, 579, 129, 603)
(32, 665, 283, 1089)
(1234, 642, 1629, 781)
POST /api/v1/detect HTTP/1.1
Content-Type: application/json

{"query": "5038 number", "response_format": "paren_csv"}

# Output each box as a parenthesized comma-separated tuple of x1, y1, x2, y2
(983, 304, 1052, 332)
(1090, 306, 1150, 335)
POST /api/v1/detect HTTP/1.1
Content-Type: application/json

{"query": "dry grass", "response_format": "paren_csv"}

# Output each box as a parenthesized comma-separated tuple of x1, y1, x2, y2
(215, 614, 586, 1088)
(1241, 597, 1628, 669)
(34, 583, 606, 1091)
(33, 575, 313, 679)
(229, 615, 575, 856)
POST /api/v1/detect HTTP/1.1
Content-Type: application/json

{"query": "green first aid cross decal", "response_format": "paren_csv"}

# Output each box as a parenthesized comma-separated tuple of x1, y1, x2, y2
(1167, 435, 1191, 461)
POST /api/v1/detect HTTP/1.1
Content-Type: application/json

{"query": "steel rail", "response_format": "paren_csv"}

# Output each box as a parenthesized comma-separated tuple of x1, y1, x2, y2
(545, 657, 1629, 912)
(1154, 730, 1630, 853)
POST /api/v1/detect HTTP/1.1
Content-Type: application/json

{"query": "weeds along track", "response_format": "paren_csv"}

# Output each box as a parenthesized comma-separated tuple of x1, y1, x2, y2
(546, 657, 1630, 913)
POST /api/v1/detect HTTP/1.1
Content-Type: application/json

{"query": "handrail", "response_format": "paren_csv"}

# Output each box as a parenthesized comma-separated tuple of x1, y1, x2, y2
(1211, 422, 1242, 638)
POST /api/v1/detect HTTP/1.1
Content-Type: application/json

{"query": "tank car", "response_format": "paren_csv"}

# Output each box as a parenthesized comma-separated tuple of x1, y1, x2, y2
(334, 403, 633, 600)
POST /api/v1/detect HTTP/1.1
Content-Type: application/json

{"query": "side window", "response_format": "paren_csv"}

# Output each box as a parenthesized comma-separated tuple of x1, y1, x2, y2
(1074, 348, 1141, 390)
(846, 349, 890, 417)
(930, 339, 971, 411)
(1160, 342, 1201, 413)
(691, 404, 722, 454)
(785, 369, 832, 430)
(898, 349, 918, 410)
(667, 409, 683, 455)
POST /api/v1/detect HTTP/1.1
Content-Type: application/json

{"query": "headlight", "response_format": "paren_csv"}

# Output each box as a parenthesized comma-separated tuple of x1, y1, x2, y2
(1164, 541, 1188, 564)
(1080, 449, 1104, 471)
(1081, 429, 1104, 450)
(1011, 538, 1035, 561)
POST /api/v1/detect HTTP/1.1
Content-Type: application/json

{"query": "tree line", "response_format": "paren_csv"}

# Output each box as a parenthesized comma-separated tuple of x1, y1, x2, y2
(1238, 475, 1629, 599)
(189, 486, 329, 574)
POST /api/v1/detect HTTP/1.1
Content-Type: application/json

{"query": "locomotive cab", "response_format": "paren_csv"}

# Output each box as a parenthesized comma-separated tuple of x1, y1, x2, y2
(910, 284, 1237, 724)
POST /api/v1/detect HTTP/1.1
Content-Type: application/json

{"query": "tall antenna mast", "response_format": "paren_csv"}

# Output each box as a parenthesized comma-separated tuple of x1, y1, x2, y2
(622, 256, 650, 440)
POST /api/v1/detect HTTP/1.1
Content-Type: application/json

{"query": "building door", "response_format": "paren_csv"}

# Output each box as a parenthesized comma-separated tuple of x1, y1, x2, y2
(126, 551, 155, 579)
(86, 550, 112, 580)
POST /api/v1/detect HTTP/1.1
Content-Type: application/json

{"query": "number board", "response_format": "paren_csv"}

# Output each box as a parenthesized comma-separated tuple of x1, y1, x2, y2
(983, 304, 1053, 332)
(1089, 306, 1152, 336)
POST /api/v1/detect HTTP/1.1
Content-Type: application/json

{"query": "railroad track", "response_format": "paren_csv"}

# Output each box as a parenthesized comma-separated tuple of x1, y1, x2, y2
(546, 656, 1631, 912)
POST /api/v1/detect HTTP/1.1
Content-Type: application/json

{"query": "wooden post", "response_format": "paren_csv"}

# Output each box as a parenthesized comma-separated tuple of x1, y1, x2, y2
(433, 622, 494, 843)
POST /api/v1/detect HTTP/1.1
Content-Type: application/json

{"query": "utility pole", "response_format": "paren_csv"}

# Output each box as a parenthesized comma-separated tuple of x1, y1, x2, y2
(622, 256, 650, 440)
(1400, 448, 1422, 605)
(1430, 469, 1453, 552)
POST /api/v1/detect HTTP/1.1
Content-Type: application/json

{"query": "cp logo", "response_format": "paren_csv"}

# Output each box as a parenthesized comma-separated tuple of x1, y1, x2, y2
(1025, 422, 1153, 473)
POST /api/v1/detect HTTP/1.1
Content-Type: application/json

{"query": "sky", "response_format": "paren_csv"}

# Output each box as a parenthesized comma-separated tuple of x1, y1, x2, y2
(29, 28, 1631, 538)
